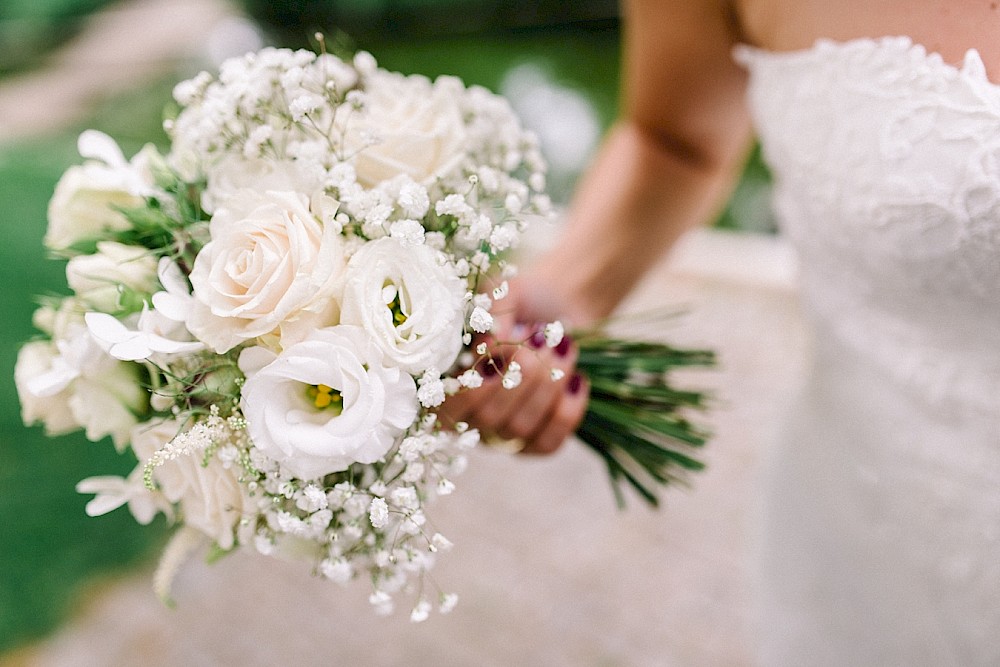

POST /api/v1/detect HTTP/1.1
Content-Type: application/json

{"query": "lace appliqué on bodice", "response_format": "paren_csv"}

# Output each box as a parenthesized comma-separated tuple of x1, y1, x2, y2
(735, 37, 1000, 416)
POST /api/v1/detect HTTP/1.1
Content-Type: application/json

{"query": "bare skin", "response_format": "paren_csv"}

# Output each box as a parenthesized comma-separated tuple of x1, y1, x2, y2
(438, 0, 1000, 453)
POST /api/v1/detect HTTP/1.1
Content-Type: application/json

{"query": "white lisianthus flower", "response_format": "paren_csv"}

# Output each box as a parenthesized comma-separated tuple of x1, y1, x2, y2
(345, 71, 469, 188)
(45, 131, 154, 251)
(238, 325, 418, 479)
(340, 238, 466, 375)
(131, 419, 251, 550)
(15, 326, 146, 448)
(66, 241, 159, 312)
(187, 190, 347, 353)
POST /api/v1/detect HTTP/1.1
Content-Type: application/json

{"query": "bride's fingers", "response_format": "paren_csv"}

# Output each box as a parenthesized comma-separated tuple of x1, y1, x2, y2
(522, 373, 589, 455)
(435, 368, 503, 427)
(474, 351, 553, 436)
(502, 342, 579, 439)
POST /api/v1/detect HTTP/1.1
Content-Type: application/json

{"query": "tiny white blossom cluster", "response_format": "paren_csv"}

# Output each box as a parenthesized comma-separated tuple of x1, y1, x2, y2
(15, 47, 555, 620)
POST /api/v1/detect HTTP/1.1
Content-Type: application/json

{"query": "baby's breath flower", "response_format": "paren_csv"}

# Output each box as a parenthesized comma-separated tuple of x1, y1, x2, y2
(397, 181, 430, 218)
(529, 172, 546, 192)
(439, 593, 459, 614)
(369, 497, 389, 529)
(402, 462, 425, 483)
(320, 557, 353, 584)
(288, 92, 323, 121)
(544, 320, 565, 348)
(469, 307, 493, 333)
(389, 219, 425, 246)
(502, 361, 523, 389)
(458, 368, 483, 388)
(410, 599, 432, 623)
(417, 370, 446, 408)
(369, 590, 394, 616)
(472, 293, 492, 310)
(489, 224, 518, 253)
(390, 486, 419, 511)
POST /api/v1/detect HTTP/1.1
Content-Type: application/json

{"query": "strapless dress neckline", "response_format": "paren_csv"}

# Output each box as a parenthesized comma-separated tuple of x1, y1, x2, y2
(735, 35, 1000, 95)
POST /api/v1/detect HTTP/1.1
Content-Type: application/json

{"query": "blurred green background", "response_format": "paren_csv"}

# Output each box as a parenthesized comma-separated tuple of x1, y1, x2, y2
(0, 0, 771, 656)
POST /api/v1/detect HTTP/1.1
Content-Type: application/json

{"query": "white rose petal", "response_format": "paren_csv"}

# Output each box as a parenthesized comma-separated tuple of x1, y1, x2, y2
(344, 71, 469, 188)
(201, 156, 324, 215)
(187, 190, 347, 353)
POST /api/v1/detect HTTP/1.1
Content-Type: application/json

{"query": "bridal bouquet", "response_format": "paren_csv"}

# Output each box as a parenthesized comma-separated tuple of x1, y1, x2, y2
(15, 46, 713, 619)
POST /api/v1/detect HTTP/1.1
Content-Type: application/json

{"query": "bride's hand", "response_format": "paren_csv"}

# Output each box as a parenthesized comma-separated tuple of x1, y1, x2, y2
(436, 280, 590, 455)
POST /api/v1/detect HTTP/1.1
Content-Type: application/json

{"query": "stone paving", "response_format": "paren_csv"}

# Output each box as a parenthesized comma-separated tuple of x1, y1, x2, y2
(0, 4, 809, 664)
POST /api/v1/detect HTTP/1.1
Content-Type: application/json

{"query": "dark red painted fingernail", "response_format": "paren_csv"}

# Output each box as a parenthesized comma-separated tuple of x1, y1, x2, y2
(528, 330, 546, 349)
(555, 335, 572, 357)
(480, 361, 498, 377)
(567, 373, 583, 395)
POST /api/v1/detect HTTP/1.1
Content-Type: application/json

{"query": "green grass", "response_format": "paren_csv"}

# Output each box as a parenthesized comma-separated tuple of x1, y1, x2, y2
(0, 83, 174, 654)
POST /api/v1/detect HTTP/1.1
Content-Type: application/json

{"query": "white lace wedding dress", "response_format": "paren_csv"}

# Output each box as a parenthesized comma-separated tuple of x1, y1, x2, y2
(736, 37, 1000, 666)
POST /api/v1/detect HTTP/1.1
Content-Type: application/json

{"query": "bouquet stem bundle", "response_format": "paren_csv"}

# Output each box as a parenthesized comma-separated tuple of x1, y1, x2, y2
(575, 334, 715, 508)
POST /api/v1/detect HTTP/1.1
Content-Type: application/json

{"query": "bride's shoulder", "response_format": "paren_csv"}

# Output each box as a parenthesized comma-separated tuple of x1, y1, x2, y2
(734, 0, 999, 81)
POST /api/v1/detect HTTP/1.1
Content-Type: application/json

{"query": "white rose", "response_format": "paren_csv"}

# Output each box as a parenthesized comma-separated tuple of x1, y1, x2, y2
(66, 241, 159, 312)
(15, 326, 146, 448)
(187, 190, 347, 353)
(239, 325, 418, 479)
(201, 156, 324, 214)
(346, 72, 468, 188)
(131, 419, 250, 550)
(45, 131, 154, 251)
(340, 238, 466, 375)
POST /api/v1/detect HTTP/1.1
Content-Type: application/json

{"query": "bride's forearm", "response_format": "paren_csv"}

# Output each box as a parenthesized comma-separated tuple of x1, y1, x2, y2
(528, 120, 752, 324)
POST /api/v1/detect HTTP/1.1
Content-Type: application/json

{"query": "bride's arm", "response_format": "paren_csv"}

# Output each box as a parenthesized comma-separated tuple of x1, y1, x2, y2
(440, 0, 756, 452)
(524, 0, 756, 324)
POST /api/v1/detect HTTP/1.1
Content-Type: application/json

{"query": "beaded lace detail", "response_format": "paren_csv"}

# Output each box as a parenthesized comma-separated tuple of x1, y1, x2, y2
(735, 37, 1000, 416)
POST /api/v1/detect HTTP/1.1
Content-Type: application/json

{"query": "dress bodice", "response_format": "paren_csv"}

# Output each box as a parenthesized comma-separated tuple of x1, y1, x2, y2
(735, 37, 1000, 416)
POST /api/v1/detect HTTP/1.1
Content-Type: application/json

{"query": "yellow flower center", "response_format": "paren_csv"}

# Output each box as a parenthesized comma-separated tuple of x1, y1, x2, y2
(306, 384, 343, 412)
(390, 293, 408, 326)
(384, 283, 408, 326)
